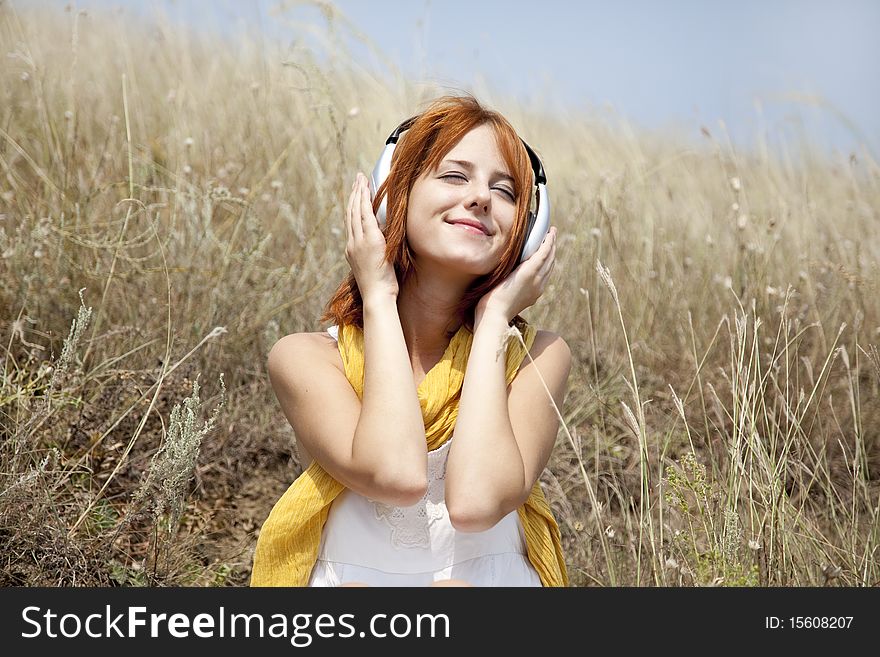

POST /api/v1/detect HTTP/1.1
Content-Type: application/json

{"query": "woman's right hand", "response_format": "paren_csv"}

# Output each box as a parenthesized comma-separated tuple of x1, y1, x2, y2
(345, 171, 399, 302)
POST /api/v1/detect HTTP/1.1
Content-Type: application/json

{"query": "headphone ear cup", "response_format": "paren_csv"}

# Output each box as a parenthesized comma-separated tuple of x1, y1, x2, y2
(373, 176, 387, 227)
(371, 143, 395, 230)
(519, 211, 537, 263)
(519, 181, 550, 262)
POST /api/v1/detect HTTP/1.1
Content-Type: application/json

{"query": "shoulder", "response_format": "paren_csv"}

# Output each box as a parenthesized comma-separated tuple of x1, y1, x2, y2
(530, 329, 570, 354)
(267, 330, 344, 376)
(515, 329, 571, 375)
(509, 328, 572, 416)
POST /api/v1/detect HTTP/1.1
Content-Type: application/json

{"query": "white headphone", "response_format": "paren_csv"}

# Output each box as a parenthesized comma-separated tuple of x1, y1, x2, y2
(369, 116, 551, 263)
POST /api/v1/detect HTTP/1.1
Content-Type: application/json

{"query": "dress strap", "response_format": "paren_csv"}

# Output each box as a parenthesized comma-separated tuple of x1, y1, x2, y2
(326, 325, 339, 342)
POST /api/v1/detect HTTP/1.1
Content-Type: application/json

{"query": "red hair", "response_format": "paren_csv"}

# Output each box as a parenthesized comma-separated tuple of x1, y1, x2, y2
(320, 94, 535, 336)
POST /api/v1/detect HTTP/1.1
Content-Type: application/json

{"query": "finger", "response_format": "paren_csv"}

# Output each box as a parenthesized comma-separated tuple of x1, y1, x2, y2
(538, 248, 555, 279)
(359, 175, 378, 231)
(534, 227, 555, 265)
(346, 179, 357, 243)
(537, 258, 555, 291)
(538, 234, 557, 278)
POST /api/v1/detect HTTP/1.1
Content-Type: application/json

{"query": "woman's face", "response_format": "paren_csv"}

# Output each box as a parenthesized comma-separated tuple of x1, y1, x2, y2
(405, 123, 518, 277)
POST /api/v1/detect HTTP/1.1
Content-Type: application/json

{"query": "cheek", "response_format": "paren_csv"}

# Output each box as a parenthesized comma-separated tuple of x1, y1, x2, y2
(424, 185, 458, 209)
(499, 211, 518, 242)
(407, 185, 457, 226)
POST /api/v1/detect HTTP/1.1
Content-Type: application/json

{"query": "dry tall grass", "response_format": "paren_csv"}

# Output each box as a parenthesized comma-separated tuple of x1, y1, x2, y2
(1, 2, 878, 586)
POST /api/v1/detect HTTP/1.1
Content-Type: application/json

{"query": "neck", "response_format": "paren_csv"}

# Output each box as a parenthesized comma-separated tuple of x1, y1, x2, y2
(396, 267, 474, 362)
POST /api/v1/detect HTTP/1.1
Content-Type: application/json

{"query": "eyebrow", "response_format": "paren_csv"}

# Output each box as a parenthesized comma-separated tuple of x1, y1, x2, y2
(441, 159, 515, 184)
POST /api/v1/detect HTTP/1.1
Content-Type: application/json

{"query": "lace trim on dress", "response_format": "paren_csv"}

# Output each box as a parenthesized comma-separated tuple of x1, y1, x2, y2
(371, 441, 451, 549)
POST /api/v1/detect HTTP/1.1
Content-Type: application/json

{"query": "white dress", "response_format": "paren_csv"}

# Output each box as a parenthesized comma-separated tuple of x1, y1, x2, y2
(306, 325, 542, 587)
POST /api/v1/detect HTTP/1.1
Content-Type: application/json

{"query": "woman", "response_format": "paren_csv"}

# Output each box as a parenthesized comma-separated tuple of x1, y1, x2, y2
(251, 95, 570, 587)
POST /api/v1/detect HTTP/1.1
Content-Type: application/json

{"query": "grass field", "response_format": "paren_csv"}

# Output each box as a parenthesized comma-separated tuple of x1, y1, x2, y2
(1, 2, 878, 586)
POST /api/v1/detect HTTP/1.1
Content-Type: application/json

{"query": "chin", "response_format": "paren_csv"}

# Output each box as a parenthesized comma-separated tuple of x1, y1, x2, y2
(411, 240, 501, 277)
(441, 252, 498, 277)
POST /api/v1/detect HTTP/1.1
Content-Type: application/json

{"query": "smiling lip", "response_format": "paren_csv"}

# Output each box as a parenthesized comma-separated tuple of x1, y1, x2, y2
(446, 218, 491, 235)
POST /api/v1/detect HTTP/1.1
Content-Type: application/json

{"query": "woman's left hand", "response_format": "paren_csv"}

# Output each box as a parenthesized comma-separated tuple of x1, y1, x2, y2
(475, 226, 557, 324)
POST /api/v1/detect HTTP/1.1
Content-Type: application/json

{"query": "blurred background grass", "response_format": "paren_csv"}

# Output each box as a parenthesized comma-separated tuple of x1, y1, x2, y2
(1, 1, 878, 586)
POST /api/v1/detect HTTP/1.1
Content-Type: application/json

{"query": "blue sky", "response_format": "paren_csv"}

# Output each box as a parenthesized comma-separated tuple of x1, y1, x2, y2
(75, 0, 880, 157)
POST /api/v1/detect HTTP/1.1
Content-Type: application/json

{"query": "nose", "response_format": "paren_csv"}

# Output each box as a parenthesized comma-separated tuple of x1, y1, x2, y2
(466, 181, 491, 214)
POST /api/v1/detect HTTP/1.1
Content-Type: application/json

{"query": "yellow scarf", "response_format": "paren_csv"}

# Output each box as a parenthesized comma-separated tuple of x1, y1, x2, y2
(250, 320, 568, 587)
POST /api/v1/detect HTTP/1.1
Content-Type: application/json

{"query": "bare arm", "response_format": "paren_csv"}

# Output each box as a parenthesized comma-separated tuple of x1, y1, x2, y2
(267, 296, 427, 506)
(352, 294, 428, 499)
(445, 311, 571, 532)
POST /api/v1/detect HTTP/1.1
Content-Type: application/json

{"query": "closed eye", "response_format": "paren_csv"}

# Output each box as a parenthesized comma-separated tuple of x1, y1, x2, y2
(440, 174, 515, 202)
(495, 185, 517, 201)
